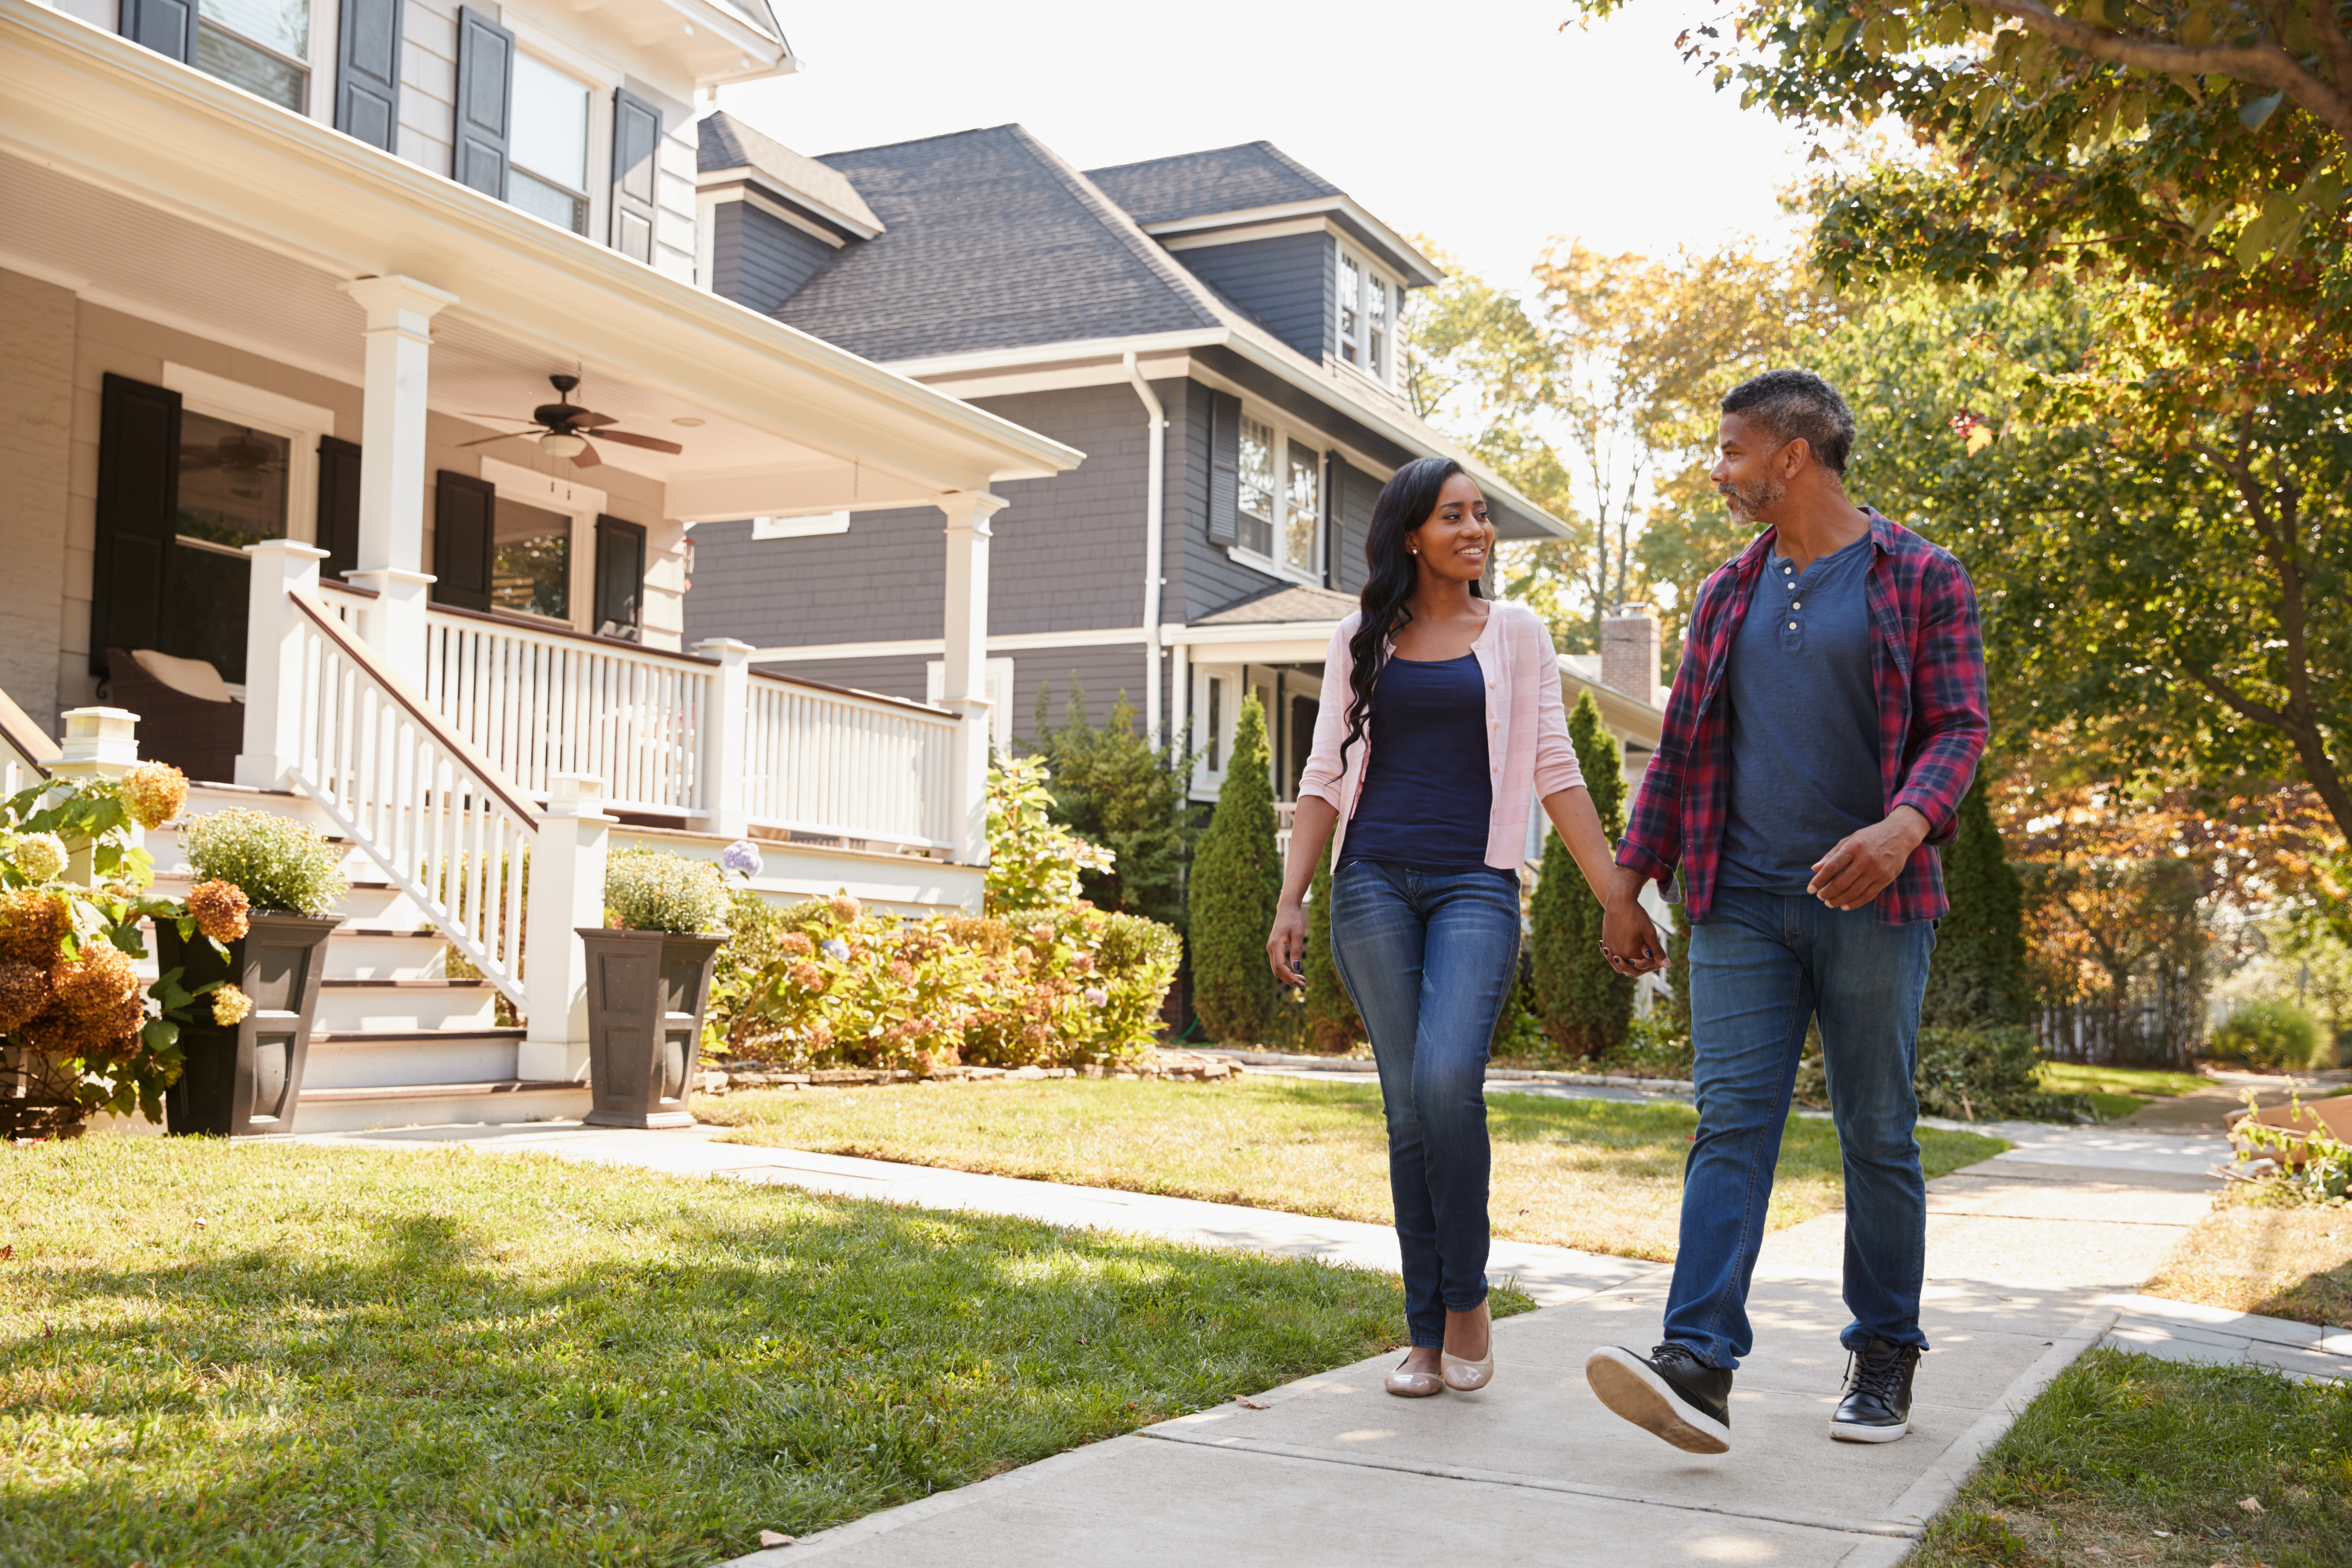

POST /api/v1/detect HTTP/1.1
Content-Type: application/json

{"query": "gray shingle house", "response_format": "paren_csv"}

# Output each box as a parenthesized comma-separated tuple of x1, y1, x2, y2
(685, 114, 1664, 814)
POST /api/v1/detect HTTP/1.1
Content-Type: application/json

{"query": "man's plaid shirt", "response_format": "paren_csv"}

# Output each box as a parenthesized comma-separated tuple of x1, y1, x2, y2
(1616, 510, 1989, 926)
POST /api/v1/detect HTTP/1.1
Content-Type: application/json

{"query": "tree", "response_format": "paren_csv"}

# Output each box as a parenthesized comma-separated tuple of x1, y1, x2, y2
(1189, 695, 1282, 1044)
(1530, 691, 1633, 1054)
(983, 756, 1114, 916)
(1303, 853, 1364, 1051)
(1028, 680, 1195, 930)
(1921, 780, 2033, 1029)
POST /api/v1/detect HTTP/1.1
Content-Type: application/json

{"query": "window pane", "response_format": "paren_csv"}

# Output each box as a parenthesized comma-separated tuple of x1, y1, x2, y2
(195, 22, 305, 110)
(1285, 444, 1320, 576)
(1338, 252, 1361, 363)
(199, 0, 306, 60)
(493, 497, 571, 619)
(178, 411, 290, 546)
(511, 54, 589, 192)
(1367, 278, 1388, 377)
(509, 168, 588, 235)
(1238, 415, 1275, 557)
(1207, 677, 1222, 771)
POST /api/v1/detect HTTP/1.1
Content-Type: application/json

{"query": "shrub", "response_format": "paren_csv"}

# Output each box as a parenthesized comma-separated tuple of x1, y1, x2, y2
(1302, 852, 1363, 1052)
(985, 756, 1114, 916)
(1921, 780, 2031, 1030)
(1530, 690, 1631, 1057)
(2209, 998, 2323, 1072)
(1795, 1023, 2095, 1123)
(1189, 695, 1281, 1044)
(603, 849, 727, 934)
(1027, 682, 1194, 929)
(1593, 1014, 1695, 1080)
(181, 808, 348, 916)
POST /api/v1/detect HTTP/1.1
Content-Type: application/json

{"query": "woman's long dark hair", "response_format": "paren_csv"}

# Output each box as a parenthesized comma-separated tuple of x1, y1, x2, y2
(1339, 456, 1480, 769)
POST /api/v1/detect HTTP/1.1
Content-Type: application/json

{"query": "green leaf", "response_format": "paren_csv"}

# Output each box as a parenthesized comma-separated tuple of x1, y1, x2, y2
(2239, 90, 2284, 131)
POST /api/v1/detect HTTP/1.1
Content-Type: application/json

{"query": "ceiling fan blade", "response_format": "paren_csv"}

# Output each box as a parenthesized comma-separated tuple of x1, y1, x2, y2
(459, 412, 539, 423)
(592, 429, 685, 455)
(456, 432, 530, 449)
(573, 410, 619, 429)
(570, 439, 603, 470)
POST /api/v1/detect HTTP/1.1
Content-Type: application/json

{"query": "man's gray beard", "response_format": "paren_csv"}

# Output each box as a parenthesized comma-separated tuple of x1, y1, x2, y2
(1720, 476, 1785, 522)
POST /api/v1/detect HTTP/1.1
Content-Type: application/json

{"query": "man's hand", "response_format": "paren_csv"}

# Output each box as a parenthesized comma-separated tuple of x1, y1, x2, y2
(1601, 865, 1670, 976)
(1266, 897, 1308, 987)
(1807, 806, 1930, 911)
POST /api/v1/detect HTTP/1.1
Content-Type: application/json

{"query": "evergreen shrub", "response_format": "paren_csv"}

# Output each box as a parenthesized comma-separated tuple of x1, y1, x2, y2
(1028, 682, 1194, 929)
(1921, 781, 2031, 1029)
(1530, 691, 1631, 1057)
(1189, 696, 1282, 1044)
(1303, 852, 1363, 1052)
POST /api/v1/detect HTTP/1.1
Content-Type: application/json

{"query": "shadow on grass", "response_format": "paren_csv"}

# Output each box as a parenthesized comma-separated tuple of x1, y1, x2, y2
(0, 1142, 1406, 1568)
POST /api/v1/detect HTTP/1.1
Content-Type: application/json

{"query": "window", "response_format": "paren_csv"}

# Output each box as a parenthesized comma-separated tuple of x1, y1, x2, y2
(1231, 410, 1323, 583)
(195, 0, 309, 111)
(1237, 415, 1275, 559)
(162, 410, 293, 681)
(508, 54, 591, 235)
(1206, 677, 1223, 771)
(1284, 444, 1320, 578)
(492, 496, 572, 619)
(1337, 248, 1399, 385)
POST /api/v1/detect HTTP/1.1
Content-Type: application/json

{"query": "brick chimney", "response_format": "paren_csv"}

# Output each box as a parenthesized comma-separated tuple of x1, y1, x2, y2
(1599, 604, 1661, 708)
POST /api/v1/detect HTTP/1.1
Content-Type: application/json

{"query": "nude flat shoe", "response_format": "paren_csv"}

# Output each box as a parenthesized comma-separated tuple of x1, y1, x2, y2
(1441, 1346, 1494, 1392)
(1384, 1357, 1446, 1398)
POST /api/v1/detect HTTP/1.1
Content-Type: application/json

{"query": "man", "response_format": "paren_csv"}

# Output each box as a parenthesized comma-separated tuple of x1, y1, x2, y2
(1588, 369, 1988, 1453)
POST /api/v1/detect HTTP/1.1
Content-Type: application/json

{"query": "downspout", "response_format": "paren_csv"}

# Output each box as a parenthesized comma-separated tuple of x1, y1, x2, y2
(1124, 351, 1168, 744)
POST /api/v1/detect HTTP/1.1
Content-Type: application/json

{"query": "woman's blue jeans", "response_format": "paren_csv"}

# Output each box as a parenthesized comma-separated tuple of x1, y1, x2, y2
(1327, 860, 1522, 1348)
(1664, 885, 1936, 1369)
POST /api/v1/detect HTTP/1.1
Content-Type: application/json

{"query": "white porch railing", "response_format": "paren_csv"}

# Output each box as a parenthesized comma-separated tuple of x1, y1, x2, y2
(1275, 800, 1296, 861)
(286, 593, 535, 1012)
(422, 606, 711, 819)
(741, 673, 957, 850)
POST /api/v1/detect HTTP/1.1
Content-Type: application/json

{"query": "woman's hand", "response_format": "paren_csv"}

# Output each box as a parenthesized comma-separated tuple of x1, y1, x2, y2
(1267, 897, 1308, 988)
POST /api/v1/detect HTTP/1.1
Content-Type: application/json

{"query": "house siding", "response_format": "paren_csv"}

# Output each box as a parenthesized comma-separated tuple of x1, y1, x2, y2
(1333, 456, 1378, 597)
(1, 269, 79, 738)
(1173, 232, 1332, 362)
(709, 199, 836, 316)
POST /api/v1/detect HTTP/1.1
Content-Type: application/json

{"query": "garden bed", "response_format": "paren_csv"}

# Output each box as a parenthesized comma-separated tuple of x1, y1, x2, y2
(0, 1138, 1473, 1565)
(701, 1075, 2009, 1262)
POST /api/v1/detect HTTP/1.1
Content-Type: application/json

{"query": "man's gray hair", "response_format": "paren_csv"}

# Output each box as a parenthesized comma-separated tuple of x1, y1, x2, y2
(1721, 369, 1856, 476)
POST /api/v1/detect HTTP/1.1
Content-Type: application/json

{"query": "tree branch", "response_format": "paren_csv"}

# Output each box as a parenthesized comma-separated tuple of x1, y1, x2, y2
(1980, 0, 2352, 142)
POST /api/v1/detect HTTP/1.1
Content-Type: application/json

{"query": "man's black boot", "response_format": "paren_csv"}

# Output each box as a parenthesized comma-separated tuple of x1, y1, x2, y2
(1831, 1338, 1922, 1442)
(1586, 1342, 1733, 1454)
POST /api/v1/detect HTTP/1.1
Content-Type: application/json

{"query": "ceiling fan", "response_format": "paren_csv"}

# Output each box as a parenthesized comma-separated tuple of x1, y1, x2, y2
(457, 373, 684, 470)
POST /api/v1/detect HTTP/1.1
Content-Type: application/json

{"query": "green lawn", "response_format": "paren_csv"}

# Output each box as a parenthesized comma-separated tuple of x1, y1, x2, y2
(0, 1138, 1475, 1567)
(2145, 1188, 2352, 1329)
(2036, 1061, 2211, 1121)
(703, 1077, 2008, 1262)
(1912, 1348, 2352, 1568)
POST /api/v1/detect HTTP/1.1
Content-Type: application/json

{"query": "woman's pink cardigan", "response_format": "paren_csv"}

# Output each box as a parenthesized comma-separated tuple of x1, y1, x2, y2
(1295, 600, 1585, 872)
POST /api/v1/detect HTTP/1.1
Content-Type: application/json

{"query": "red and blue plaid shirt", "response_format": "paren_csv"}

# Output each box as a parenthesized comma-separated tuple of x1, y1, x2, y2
(1616, 510, 1988, 925)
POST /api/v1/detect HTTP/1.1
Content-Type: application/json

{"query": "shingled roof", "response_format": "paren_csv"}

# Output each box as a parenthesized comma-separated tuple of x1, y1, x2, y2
(775, 125, 1222, 364)
(698, 112, 882, 238)
(1082, 141, 1341, 226)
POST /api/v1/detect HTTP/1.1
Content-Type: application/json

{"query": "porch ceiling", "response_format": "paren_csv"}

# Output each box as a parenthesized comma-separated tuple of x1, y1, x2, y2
(0, 1, 1082, 514)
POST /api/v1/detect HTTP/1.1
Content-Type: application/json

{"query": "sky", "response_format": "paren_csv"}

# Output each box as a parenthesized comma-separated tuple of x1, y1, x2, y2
(716, 0, 1816, 291)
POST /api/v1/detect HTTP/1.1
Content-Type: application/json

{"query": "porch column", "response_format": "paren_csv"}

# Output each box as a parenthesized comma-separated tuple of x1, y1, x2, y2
(518, 773, 610, 1084)
(938, 493, 1006, 867)
(235, 541, 328, 790)
(339, 275, 456, 687)
(692, 637, 754, 840)
(1165, 629, 1189, 778)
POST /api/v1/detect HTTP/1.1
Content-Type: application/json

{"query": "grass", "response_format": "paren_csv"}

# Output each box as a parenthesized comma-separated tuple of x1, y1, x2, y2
(2144, 1188, 2352, 1329)
(2035, 1063, 2212, 1123)
(1911, 1347, 2351, 1568)
(702, 1077, 2008, 1262)
(0, 1138, 1485, 1567)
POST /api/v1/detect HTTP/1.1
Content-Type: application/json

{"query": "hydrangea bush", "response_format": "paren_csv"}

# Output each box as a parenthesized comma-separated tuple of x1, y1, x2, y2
(182, 808, 349, 916)
(604, 849, 729, 934)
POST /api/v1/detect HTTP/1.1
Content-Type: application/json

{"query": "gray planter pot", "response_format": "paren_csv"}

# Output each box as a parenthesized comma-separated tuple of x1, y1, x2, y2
(577, 928, 724, 1129)
(156, 910, 341, 1138)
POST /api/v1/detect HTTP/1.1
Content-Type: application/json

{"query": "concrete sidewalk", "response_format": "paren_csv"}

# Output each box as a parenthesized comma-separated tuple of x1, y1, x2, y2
(300, 1115, 2265, 1565)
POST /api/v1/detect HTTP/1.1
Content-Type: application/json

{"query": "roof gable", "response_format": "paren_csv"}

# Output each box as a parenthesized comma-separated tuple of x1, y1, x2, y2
(698, 111, 882, 238)
(1083, 141, 1340, 226)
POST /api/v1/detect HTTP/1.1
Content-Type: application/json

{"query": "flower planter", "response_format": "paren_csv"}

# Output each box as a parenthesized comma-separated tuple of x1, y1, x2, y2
(156, 911, 341, 1138)
(578, 928, 724, 1129)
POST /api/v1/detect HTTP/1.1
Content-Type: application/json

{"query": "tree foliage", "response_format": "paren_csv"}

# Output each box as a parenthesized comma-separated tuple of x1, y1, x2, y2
(1027, 680, 1195, 930)
(1531, 692, 1633, 1055)
(1189, 696, 1283, 1044)
(983, 756, 1115, 917)
(1922, 780, 2033, 1029)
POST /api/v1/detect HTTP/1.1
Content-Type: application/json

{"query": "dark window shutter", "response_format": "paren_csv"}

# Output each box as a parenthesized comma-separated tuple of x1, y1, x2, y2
(432, 470, 496, 612)
(91, 374, 183, 677)
(334, 0, 404, 152)
(609, 89, 662, 264)
(119, 0, 196, 63)
(593, 515, 647, 641)
(1207, 389, 1240, 546)
(316, 435, 364, 584)
(451, 6, 513, 200)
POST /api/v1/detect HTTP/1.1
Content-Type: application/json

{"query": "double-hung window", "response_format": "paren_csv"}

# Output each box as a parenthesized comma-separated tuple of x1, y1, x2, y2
(1337, 248, 1398, 385)
(194, 0, 310, 112)
(508, 54, 592, 235)
(1234, 412, 1323, 582)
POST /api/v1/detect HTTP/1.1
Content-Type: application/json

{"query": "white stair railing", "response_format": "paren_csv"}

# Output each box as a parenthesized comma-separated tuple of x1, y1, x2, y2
(285, 592, 536, 1013)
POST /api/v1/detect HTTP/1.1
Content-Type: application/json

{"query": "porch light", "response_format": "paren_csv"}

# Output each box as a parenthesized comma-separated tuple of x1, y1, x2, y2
(540, 430, 588, 458)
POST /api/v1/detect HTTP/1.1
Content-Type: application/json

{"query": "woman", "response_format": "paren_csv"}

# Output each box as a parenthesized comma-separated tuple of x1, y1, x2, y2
(1267, 457, 1639, 1398)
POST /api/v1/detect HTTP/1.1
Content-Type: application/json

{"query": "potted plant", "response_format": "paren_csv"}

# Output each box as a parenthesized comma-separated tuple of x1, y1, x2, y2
(154, 808, 348, 1138)
(581, 848, 730, 1128)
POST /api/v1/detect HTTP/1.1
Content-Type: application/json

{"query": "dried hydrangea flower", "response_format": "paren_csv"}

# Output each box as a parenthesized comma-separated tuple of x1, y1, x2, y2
(780, 932, 814, 957)
(52, 942, 138, 1024)
(119, 762, 189, 830)
(10, 832, 67, 885)
(186, 879, 252, 943)
(0, 888, 68, 965)
(0, 958, 51, 1032)
(1083, 987, 1108, 1006)
(212, 983, 253, 1026)
(828, 893, 861, 923)
(788, 962, 824, 990)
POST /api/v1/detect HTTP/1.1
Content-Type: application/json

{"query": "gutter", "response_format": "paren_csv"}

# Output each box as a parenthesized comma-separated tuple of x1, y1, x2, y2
(1124, 351, 1169, 744)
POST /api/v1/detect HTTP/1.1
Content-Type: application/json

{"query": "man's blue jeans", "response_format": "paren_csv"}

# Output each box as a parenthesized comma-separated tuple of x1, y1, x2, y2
(1327, 860, 1522, 1348)
(1664, 885, 1936, 1369)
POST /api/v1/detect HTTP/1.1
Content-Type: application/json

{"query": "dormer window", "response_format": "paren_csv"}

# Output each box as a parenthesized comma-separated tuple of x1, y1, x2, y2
(509, 54, 592, 236)
(1337, 247, 1399, 385)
